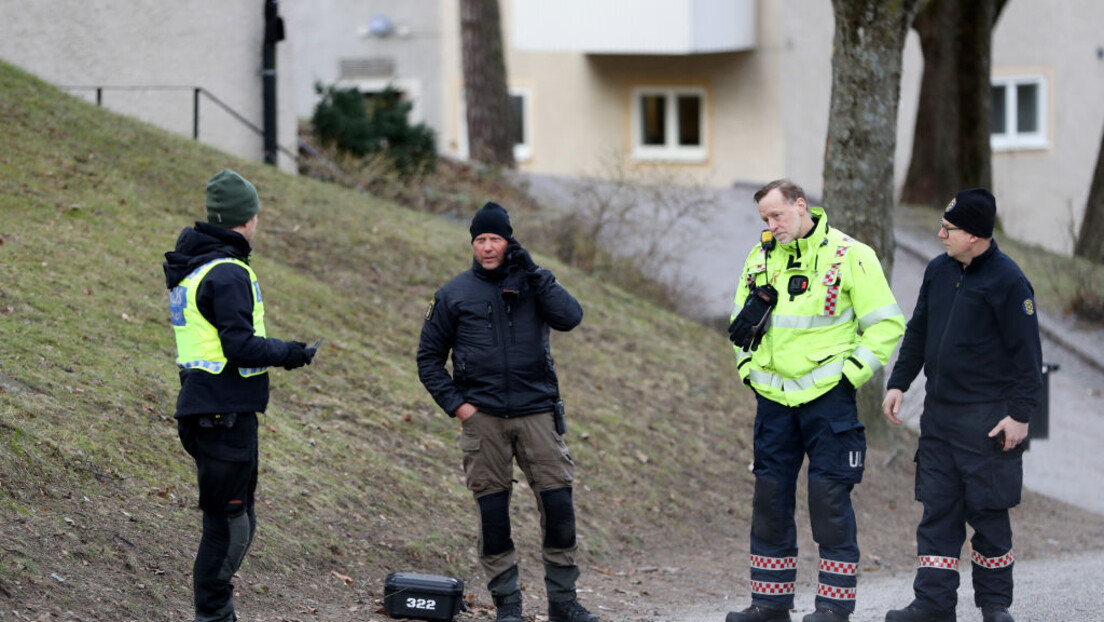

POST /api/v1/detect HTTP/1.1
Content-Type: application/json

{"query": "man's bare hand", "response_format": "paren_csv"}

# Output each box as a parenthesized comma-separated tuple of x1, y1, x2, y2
(883, 388, 905, 425)
(989, 416, 1029, 451)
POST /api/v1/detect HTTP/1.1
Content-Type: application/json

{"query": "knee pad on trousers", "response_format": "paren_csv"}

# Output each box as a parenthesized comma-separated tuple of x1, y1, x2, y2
(221, 509, 253, 581)
(477, 490, 514, 557)
(808, 479, 847, 546)
(539, 487, 577, 550)
(752, 477, 781, 542)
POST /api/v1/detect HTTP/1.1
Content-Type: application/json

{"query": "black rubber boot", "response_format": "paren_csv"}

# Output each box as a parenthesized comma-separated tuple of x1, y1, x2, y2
(548, 598, 599, 622)
(981, 606, 1014, 622)
(884, 604, 954, 622)
(725, 605, 792, 622)
(493, 594, 523, 622)
(802, 606, 850, 621)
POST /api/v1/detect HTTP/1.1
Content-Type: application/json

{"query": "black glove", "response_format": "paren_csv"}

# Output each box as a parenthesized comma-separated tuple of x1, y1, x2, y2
(839, 374, 855, 393)
(728, 284, 778, 352)
(506, 240, 538, 273)
(283, 341, 314, 370)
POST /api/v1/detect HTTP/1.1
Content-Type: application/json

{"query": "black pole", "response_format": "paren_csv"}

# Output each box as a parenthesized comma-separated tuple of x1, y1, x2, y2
(262, 0, 284, 166)
(193, 88, 201, 140)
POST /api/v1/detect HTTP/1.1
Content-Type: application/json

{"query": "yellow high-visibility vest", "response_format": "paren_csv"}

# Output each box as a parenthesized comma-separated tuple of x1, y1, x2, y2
(169, 258, 267, 377)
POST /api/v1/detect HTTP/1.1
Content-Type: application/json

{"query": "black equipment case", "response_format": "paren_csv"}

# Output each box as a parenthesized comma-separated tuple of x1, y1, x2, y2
(383, 572, 465, 620)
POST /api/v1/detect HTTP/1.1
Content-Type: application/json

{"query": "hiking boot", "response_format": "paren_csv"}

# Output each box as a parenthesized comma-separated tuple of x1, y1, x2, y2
(981, 606, 1013, 622)
(548, 598, 599, 622)
(884, 604, 954, 622)
(803, 606, 850, 622)
(494, 600, 523, 622)
(726, 605, 792, 622)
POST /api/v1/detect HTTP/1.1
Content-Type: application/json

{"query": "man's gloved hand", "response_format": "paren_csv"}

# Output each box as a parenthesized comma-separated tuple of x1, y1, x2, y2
(728, 284, 778, 352)
(506, 239, 538, 273)
(283, 341, 314, 370)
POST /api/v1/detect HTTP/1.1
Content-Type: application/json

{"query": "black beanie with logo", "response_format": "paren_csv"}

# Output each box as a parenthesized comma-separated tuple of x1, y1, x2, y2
(469, 202, 513, 241)
(944, 187, 996, 238)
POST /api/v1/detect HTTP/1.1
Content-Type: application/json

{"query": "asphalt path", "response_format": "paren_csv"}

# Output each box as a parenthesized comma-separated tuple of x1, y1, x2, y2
(522, 174, 1104, 622)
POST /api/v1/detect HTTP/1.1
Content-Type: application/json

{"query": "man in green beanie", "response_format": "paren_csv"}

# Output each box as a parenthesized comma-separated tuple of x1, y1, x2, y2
(163, 168, 319, 622)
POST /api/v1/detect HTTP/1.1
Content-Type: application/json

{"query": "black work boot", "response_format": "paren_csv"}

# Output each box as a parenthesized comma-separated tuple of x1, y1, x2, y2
(548, 598, 599, 622)
(980, 606, 1014, 622)
(726, 605, 792, 622)
(884, 604, 954, 622)
(803, 606, 850, 621)
(493, 595, 523, 622)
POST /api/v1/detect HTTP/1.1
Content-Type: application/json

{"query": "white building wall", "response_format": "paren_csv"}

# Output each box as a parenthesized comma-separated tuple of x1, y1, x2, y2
(0, 0, 297, 173)
(285, 0, 443, 138)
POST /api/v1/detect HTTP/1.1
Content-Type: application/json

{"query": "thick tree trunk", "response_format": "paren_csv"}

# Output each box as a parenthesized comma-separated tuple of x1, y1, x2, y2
(900, 0, 961, 207)
(459, 0, 515, 168)
(901, 0, 1007, 208)
(824, 0, 921, 442)
(1075, 124, 1104, 262)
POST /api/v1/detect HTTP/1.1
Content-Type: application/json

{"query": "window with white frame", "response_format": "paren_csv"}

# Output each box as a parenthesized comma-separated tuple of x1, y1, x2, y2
(631, 86, 707, 162)
(457, 86, 532, 162)
(991, 75, 1048, 151)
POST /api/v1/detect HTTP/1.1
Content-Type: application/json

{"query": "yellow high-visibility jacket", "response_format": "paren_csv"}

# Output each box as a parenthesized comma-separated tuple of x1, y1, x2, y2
(732, 207, 905, 406)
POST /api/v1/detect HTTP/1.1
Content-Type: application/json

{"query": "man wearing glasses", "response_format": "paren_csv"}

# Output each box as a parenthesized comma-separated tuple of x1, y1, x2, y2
(882, 188, 1042, 622)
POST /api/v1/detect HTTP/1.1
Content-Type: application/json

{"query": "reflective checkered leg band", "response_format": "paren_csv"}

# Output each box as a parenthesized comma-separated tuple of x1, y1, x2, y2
(972, 549, 1014, 569)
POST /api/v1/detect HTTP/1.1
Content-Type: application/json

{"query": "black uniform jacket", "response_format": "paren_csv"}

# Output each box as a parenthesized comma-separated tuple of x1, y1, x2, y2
(163, 221, 296, 418)
(887, 240, 1042, 422)
(417, 260, 583, 418)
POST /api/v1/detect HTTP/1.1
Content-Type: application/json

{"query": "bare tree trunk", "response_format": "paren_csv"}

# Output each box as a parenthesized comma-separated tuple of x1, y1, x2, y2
(824, 0, 921, 442)
(900, 0, 961, 207)
(1075, 124, 1104, 262)
(459, 0, 515, 168)
(901, 0, 1008, 208)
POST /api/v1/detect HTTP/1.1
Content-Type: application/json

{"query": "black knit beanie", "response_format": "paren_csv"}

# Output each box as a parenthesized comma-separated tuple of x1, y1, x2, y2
(206, 169, 260, 228)
(469, 202, 513, 241)
(944, 187, 996, 238)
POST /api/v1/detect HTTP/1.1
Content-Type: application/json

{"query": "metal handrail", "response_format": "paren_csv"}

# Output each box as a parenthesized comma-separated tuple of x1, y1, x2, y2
(61, 85, 298, 163)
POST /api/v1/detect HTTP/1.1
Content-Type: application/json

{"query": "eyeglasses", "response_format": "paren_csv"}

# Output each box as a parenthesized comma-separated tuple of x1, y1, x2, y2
(938, 221, 961, 234)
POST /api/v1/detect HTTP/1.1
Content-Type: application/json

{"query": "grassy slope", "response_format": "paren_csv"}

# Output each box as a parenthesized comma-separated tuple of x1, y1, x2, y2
(0, 62, 754, 616)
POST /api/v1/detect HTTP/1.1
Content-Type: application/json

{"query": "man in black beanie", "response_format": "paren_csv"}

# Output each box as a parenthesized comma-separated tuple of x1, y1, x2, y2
(882, 188, 1042, 622)
(164, 169, 319, 622)
(417, 202, 598, 622)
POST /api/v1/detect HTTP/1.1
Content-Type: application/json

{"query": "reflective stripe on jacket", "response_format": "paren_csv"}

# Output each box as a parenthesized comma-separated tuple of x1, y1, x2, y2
(170, 258, 268, 377)
(731, 207, 904, 406)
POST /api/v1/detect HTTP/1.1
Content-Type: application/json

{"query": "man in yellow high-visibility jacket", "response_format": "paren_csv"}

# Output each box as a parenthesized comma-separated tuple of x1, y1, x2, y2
(164, 169, 318, 622)
(724, 179, 905, 622)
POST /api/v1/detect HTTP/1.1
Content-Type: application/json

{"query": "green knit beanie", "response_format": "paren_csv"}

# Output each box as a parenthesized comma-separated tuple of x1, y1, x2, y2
(206, 169, 260, 228)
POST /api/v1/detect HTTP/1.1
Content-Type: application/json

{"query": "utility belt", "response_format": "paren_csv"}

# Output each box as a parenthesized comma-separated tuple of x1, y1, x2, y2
(197, 412, 249, 429)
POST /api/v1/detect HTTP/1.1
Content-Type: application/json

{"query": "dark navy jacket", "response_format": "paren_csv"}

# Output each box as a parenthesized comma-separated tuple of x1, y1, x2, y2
(887, 240, 1042, 422)
(417, 260, 583, 418)
(163, 221, 298, 418)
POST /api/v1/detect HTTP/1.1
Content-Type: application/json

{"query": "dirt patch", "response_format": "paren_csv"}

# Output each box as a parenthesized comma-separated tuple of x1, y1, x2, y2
(3, 445, 1100, 622)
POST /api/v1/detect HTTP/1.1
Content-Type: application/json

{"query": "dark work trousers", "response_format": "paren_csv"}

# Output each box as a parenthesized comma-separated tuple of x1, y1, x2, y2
(911, 397, 1021, 614)
(178, 413, 259, 622)
(459, 410, 578, 604)
(749, 384, 866, 613)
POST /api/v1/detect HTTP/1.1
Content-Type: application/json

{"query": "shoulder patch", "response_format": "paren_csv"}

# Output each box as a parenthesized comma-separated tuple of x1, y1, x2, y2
(1022, 298, 1035, 316)
(424, 299, 436, 322)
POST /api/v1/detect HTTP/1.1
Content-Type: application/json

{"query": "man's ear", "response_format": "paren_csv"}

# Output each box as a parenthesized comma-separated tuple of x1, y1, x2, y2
(794, 197, 807, 215)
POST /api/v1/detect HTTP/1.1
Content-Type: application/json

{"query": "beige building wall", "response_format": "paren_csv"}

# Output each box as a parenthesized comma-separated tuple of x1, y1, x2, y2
(441, 0, 923, 198)
(989, 0, 1104, 254)
(0, 0, 298, 173)
(441, 0, 787, 186)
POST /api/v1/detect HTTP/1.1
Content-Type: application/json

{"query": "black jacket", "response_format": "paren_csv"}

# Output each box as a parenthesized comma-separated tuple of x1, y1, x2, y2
(417, 260, 583, 417)
(887, 240, 1042, 422)
(163, 221, 297, 418)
